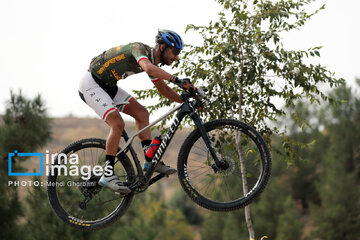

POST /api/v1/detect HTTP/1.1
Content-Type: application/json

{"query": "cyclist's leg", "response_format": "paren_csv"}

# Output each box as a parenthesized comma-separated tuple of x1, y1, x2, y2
(112, 89, 152, 153)
(79, 72, 130, 193)
(120, 94, 176, 175)
(105, 111, 125, 156)
(79, 72, 119, 121)
(79, 72, 124, 156)
(122, 99, 151, 141)
(111, 85, 176, 175)
(99, 112, 130, 193)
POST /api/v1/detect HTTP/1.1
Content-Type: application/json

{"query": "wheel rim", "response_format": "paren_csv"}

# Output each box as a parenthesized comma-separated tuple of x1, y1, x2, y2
(183, 124, 266, 205)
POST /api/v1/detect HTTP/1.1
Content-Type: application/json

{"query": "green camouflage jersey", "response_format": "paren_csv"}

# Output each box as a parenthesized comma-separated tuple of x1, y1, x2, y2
(89, 42, 160, 86)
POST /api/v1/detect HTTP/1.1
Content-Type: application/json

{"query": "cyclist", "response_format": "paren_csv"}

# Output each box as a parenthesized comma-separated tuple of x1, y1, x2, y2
(78, 30, 194, 193)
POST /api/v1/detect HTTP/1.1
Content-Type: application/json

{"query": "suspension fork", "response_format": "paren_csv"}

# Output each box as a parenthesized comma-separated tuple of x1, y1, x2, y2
(189, 112, 226, 170)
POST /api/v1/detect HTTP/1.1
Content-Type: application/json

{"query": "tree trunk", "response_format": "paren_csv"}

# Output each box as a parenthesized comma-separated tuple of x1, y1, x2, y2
(236, 87, 255, 240)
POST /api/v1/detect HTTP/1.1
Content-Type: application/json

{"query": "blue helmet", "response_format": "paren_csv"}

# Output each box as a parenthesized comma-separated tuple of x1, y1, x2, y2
(156, 29, 183, 50)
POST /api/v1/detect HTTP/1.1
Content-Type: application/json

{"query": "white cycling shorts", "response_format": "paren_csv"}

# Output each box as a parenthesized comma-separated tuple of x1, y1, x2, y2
(79, 72, 135, 121)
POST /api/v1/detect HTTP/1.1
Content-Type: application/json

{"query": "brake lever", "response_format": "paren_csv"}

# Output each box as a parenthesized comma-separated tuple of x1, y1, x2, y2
(193, 98, 206, 110)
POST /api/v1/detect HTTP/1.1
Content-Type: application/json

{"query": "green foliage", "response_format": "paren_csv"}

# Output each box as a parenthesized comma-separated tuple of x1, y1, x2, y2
(200, 212, 241, 240)
(0, 90, 51, 159)
(0, 161, 24, 240)
(136, 2, 344, 237)
(278, 82, 360, 239)
(275, 196, 303, 240)
(134, 0, 344, 164)
(222, 213, 245, 240)
(286, 156, 320, 209)
(252, 176, 289, 239)
(23, 180, 195, 240)
(323, 83, 360, 177)
(309, 82, 360, 239)
(199, 156, 291, 240)
(113, 191, 194, 240)
(310, 151, 360, 239)
(169, 188, 203, 225)
(243, 82, 359, 239)
(0, 90, 52, 240)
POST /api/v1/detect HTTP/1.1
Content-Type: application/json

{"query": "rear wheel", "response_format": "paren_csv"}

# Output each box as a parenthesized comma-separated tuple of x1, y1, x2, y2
(47, 138, 135, 230)
(178, 119, 271, 211)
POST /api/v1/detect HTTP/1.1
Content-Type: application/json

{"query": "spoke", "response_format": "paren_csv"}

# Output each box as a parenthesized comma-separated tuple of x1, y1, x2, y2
(55, 143, 128, 222)
(197, 138, 207, 151)
(197, 176, 216, 194)
(223, 178, 234, 201)
(188, 156, 212, 166)
(189, 150, 207, 158)
(231, 168, 245, 179)
(187, 164, 210, 172)
(188, 168, 212, 182)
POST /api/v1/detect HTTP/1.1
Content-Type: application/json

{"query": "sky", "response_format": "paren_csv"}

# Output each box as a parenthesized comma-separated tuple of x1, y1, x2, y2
(1, 0, 359, 121)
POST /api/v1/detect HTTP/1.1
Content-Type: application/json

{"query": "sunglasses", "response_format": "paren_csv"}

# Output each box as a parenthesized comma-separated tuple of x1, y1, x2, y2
(171, 47, 181, 56)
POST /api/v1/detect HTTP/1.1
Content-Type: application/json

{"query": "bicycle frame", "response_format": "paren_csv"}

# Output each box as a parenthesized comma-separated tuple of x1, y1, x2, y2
(115, 93, 222, 189)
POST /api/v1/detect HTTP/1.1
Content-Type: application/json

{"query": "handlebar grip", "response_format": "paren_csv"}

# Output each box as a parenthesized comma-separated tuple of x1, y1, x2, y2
(196, 88, 206, 97)
(174, 77, 206, 97)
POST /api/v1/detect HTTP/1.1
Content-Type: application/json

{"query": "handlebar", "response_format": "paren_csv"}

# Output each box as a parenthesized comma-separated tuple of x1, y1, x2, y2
(174, 78, 207, 98)
(175, 78, 208, 108)
(196, 88, 206, 97)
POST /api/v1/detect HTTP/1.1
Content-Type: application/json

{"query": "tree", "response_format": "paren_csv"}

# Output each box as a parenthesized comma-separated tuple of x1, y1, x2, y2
(281, 101, 322, 210)
(0, 162, 23, 240)
(114, 190, 195, 240)
(135, 0, 344, 238)
(0, 90, 52, 240)
(275, 196, 303, 240)
(169, 188, 203, 225)
(0, 90, 51, 157)
(310, 82, 360, 239)
(322, 81, 360, 179)
(200, 212, 234, 240)
(251, 176, 288, 239)
(221, 213, 245, 240)
(311, 150, 360, 239)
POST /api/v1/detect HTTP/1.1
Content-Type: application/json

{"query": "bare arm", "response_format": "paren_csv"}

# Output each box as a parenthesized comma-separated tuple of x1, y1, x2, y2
(138, 58, 182, 103)
(138, 59, 173, 81)
(153, 80, 182, 103)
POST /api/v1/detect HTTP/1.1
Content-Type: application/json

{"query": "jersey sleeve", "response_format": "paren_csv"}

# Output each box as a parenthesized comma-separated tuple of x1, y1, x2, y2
(148, 74, 162, 83)
(130, 43, 161, 83)
(130, 42, 151, 64)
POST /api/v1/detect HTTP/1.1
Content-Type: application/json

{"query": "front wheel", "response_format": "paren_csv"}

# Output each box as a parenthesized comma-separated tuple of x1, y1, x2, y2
(178, 119, 271, 211)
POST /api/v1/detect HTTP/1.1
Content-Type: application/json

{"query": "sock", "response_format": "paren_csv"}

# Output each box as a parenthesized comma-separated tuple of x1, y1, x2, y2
(141, 140, 152, 162)
(105, 155, 116, 176)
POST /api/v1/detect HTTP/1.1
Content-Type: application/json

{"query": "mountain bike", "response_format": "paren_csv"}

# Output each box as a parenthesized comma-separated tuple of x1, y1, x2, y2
(47, 83, 272, 230)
